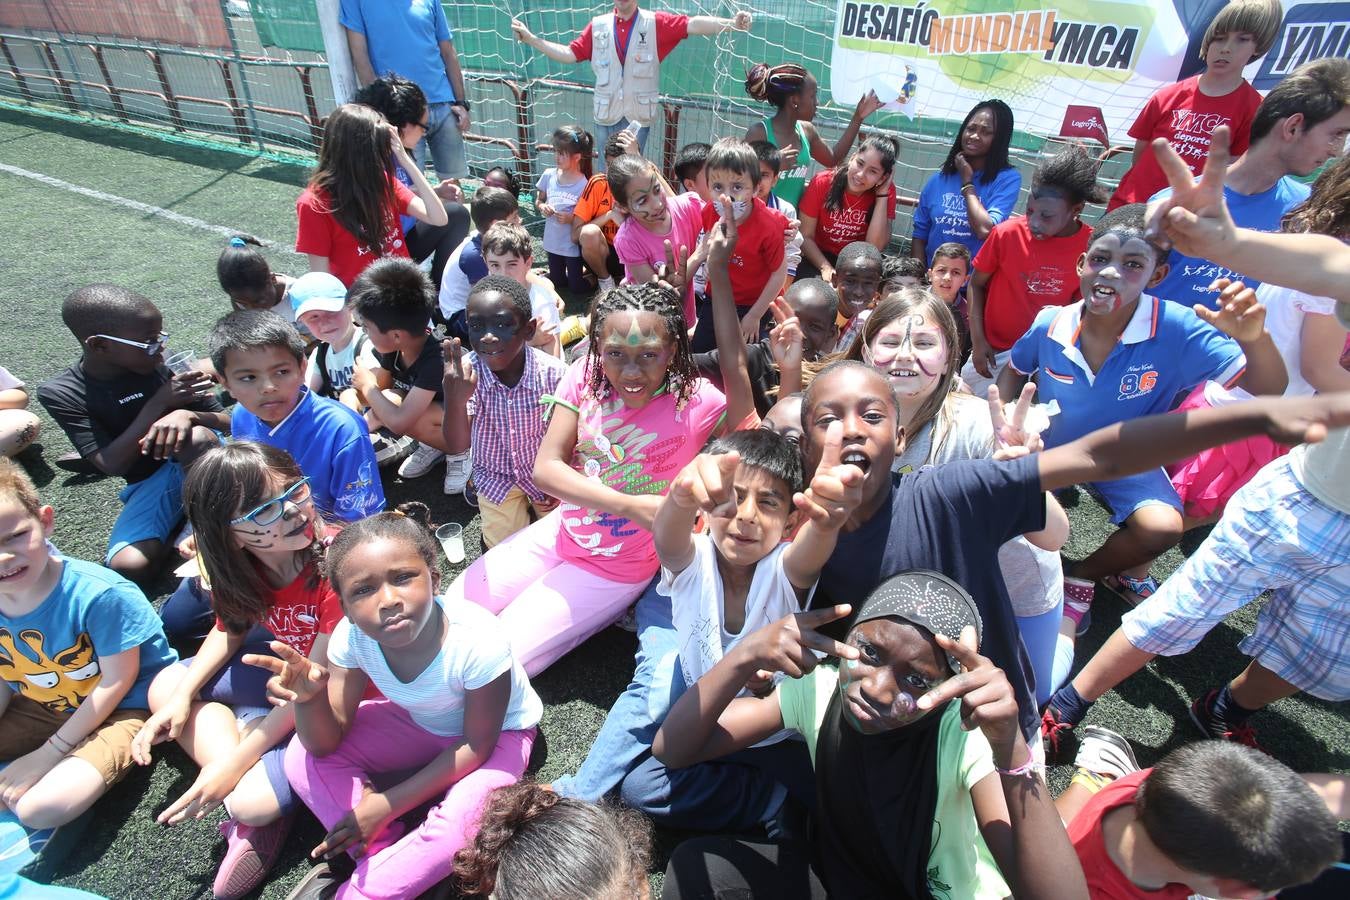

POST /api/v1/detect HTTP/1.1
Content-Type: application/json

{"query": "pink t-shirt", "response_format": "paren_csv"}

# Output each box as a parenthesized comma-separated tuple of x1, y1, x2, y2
(545, 357, 726, 582)
(614, 191, 705, 325)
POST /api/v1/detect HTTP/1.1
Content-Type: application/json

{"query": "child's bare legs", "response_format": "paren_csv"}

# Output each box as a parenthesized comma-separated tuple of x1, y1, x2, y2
(337, 388, 363, 415)
(1228, 659, 1298, 711)
(11, 757, 108, 829)
(579, 224, 613, 283)
(0, 408, 39, 457)
(1070, 503, 1184, 583)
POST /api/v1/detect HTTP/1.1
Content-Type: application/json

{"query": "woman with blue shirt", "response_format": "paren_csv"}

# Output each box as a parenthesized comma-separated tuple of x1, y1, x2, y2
(911, 100, 1021, 267)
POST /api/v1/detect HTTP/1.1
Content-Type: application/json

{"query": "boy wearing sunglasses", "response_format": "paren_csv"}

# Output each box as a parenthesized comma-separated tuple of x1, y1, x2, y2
(207, 309, 384, 524)
(38, 285, 229, 584)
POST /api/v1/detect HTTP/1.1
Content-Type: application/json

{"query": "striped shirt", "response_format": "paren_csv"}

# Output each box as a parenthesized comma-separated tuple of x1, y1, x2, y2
(1122, 454, 1350, 701)
(466, 346, 566, 505)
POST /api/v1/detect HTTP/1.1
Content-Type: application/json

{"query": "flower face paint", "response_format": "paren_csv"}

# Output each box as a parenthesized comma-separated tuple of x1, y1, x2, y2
(620, 171, 671, 233)
(864, 313, 950, 402)
(836, 618, 948, 735)
(598, 310, 676, 409)
(1077, 232, 1161, 318)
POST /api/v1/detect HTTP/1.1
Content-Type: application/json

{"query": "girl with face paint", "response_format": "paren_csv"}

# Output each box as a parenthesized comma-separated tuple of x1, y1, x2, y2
(654, 571, 1089, 900)
(131, 442, 342, 899)
(845, 289, 1074, 709)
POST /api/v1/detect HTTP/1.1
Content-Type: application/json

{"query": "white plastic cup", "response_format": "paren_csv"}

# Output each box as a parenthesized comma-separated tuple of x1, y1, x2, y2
(436, 522, 465, 564)
(165, 350, 197, 375)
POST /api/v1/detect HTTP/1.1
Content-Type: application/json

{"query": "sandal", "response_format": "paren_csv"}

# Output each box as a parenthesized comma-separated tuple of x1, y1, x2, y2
(1102, 573, 1159, 608)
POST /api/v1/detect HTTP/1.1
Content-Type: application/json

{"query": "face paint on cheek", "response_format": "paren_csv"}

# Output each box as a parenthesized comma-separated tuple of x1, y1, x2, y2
(901, 316, 941, 378)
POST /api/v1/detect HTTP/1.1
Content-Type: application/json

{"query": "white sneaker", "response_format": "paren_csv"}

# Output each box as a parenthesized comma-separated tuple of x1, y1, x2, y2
(1075, 725, 1140, 780)
(443, 451, 471, 494)
(598, 276, 616, 291)
(397, 442, 444, 479)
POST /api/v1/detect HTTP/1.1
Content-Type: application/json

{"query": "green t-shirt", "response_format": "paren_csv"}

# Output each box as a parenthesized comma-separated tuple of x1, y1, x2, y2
(777, 665, 1010, 899)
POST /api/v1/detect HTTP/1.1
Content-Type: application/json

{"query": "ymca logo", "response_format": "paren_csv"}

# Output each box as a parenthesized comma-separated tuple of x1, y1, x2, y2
(1117, 367, 1158, 401)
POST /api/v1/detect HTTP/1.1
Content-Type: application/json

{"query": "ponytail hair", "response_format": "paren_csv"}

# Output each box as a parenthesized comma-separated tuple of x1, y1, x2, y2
(827, 135, 897, 212)
(217, 235, 273, 301)
(325, 502, 438, 599)
(745, 62, 810, 108)
(183, 442, 325, 634)
(453, 782, 652, 900)
(553, 125, 595, 179)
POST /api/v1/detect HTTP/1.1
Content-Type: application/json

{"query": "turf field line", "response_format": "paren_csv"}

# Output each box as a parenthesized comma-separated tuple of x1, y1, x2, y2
(0, 162, 301, 258)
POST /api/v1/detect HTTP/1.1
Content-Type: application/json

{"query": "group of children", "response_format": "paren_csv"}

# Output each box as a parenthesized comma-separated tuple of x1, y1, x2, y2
(3, 5, 1349, 896)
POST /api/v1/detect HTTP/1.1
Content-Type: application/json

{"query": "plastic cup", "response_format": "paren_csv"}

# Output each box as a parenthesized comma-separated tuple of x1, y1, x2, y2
(436, 522, 465, 564)
(164, 350, 197, 375)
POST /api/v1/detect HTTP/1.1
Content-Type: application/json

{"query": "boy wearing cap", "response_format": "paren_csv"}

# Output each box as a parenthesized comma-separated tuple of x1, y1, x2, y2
(290, 272, 378, 414)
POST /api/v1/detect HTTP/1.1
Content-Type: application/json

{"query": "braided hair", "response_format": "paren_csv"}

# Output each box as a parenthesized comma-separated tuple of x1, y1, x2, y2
(585, 282, 696, 407)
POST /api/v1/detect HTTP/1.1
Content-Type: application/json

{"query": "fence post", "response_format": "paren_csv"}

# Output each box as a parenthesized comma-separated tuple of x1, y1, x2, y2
(217, 0, 266, 153)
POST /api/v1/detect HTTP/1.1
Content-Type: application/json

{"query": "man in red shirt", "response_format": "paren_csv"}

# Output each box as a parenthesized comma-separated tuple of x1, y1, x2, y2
(512, 2, 751, 165)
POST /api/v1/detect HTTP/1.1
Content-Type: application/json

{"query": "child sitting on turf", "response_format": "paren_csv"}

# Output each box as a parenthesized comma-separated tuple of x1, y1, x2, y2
(481, 222, 565, 358)
(290, 272, 375, 414)
(0, 366, 40, 458)
(881, 254, 927, 296)
(0, 459, 177, 830)
(132, 442, 341, 900)
(265, 508, 542, 899)
(38, 285, 230, 582)
(831, 241, 883, 353)
(573, 131, 637, 293)
(611, 153, 705, 326)
(441, 276, 567, 549)
(966, 145, 1107, 396)
(349, 258, 459, 488)
(673, 142, 712, 201)
(617, 423, 863, 832)
(438, 186, 520, 337)
(928, 241, 974, 357)
(1059, 738, 1341, 899)
(997, 204, 1286, 614)
(210, 308, 384, 522)
(217, 235, 295, 319)
(750, 140, 802, 282)
(689, 139, 791, 352)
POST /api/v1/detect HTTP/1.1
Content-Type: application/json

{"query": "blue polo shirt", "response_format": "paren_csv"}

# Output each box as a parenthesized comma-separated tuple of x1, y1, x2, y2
(1009, 295, 1247, 448)
(339, 0, 458, 104)
(911, 167, 1022, 265)
(231, 387, 385, 522)
(1148, 177, 1310, 310)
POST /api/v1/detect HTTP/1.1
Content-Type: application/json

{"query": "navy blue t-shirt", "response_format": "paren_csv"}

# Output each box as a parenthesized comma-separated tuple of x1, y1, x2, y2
(817, 454, 1046, 740)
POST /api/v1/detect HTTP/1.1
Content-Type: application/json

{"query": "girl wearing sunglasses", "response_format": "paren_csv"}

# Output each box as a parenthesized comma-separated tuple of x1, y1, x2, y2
(131, 442, 341, 900)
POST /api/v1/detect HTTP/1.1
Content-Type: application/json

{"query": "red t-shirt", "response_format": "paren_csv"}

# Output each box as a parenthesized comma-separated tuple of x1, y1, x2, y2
(699, 199, 789, 307)
(211, 563, 342, 658)
(569, 10, 690, 62)
(1067, 769, 1193, 900)
(799, 170, 898, 258)
(973, 216, 1090, 351)
(296, 178, 415, 287)
(1108, 76, 1260, 210)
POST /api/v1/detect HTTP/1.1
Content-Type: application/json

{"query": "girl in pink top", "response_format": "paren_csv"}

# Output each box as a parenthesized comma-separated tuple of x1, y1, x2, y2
(448, 281, 750, 676)
(610, 155, 705, 325)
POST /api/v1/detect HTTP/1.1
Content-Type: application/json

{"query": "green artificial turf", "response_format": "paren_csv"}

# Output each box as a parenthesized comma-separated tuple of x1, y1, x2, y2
(0, 104, 1343, 899)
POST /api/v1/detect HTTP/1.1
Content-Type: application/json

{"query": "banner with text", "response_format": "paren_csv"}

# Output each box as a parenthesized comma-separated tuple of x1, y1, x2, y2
(830, 0, 1349, 144)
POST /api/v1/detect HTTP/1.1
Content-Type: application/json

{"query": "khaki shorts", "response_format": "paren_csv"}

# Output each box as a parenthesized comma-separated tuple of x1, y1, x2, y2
(0, 693, 147, 786)
(479, 486, 553, 549)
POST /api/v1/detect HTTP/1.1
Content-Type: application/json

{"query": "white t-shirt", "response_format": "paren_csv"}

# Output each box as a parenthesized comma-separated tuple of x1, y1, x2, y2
(1204, 283, 1341, 406)
(305, 331, 376, 397)
(894, 395, 1063, 617)
(438, 234, 477, 319)
(1291, 426, 1350, 516)
(535, 169, 585, 257)
(0, 366, 24, 392)
(528, 280, 563, 333)
(326, 597, 543, 737)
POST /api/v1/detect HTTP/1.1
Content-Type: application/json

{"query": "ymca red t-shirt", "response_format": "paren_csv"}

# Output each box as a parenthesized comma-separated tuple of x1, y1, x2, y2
(1108, 76, 1260, 209)
(296, 177, 415, 287)
(799, 171, 898, 258)
(699, 199, 788, 307)
(568, 10, 689, 62)
(211, 563, 342, 658)
(973, 217, 1090, 351)
(1067, 769, 1192, 900)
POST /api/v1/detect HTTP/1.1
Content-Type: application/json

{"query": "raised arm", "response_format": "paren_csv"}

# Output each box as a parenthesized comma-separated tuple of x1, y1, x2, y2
(687, 11, 752, 36)
(806, 92, 883, 168)
(705, 206, 756, 427)
(782, 422, 863, 590)
(511, 19, 578, 64)
(865, 174, 895, 251)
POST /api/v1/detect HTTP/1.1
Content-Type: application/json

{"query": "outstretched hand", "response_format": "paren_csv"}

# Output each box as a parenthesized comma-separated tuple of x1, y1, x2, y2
(243, 641, 330, 707)
(441, 337, 477, 404)
(1146, 125, 1236, 259)
(740, 605, 859, 678)
(767, 298, 804, 369)
(794, 422, 864, 530)
(668, 451, 741, 517)
(916, 626, 1020, 757)
(650, 239, 691, 294)
(1258, 392, 1350, 446)
(1194, 278, 1266, 344)
(988, 383, 1043, 459)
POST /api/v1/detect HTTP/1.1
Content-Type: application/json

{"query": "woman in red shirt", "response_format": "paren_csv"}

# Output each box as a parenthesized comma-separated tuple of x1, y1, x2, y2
(798, 135, 898, 283)
(296, 103, 448, 287)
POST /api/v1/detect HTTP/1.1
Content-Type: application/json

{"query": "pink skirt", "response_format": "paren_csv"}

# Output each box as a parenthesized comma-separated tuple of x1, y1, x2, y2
(1167, 387, 1289, 519)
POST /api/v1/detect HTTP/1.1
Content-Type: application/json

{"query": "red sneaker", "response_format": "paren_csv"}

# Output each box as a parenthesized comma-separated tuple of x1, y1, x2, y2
(1188, 689, 1265, 751)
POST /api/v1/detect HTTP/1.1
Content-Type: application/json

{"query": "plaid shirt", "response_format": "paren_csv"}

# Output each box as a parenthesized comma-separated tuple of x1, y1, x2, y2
(467, 347, 567, 505)
(1122, 454, 1350, 701)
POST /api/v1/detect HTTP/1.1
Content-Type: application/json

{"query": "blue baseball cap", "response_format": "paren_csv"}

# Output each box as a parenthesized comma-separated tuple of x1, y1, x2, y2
(288, 272, 349, 318)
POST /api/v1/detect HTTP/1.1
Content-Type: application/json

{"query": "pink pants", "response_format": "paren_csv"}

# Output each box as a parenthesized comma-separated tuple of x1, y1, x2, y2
(284, 700, 535, 900)
(445, 510, 652, 676)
